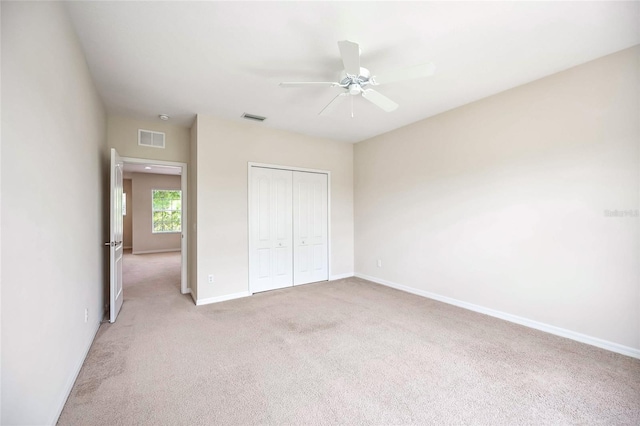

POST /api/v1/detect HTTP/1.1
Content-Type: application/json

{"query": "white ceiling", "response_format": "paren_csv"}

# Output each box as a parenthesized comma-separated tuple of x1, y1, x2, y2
(123, 163, 181, 176)
(65, 1, 640, 143)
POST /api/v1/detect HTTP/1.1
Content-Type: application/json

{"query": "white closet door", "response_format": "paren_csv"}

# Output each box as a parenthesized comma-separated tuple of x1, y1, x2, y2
(293, 171, 328, 285)
(249, 167, 293, 293)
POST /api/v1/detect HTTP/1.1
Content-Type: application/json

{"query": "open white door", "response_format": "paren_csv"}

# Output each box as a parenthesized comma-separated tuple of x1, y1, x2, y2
(109, 148, 124, 323)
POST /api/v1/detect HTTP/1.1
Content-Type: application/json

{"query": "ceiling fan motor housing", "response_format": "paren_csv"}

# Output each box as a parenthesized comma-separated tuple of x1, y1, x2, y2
(340, 67, 371, 91)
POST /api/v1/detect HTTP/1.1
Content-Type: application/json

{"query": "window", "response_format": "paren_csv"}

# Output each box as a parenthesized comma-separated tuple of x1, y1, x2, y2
(152, 190, 181, 233)
(122, 193, 127, 216)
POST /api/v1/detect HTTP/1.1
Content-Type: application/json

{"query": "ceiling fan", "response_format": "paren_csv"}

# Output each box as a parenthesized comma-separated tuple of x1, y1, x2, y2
(279, 40, 435, 117)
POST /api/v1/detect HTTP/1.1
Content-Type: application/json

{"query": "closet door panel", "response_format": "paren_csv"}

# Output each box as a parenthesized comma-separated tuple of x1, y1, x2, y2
(249, 167, 293, 293)
(293, 171, 328, 285)
(250, 167, 273, 292)
(270, 168, 293, 289)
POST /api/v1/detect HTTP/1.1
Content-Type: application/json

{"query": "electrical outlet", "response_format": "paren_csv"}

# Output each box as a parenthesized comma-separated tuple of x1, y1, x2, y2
(84, 308, 89, 323)
(208, 274, 214, 284)
(377, 259, 382, 268)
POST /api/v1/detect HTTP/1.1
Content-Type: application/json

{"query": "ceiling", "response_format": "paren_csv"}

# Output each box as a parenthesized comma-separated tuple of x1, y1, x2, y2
(123, 163, 181, 176)
(65, 1, 640, 143)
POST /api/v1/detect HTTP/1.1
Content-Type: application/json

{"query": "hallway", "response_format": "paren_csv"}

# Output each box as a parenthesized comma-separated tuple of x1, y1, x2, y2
(122, 250, 182, 299)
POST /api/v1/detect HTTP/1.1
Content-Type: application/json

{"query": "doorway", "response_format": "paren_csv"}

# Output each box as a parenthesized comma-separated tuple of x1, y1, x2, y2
(121, 157, 188, 295)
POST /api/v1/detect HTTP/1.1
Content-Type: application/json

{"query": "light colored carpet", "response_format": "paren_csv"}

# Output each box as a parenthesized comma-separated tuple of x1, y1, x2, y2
(59, 252, 640, 425)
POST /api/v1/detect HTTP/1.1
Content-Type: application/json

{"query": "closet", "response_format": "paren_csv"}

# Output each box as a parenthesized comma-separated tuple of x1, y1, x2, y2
(249, 165, 328, 293)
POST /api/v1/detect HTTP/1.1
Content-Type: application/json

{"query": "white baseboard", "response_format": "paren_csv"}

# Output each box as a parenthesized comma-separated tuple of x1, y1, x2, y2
(124, 246, 132, 250)
(196, 291, 250, 306)
(132, 248, 181, 255)
(330, 272, 354, 281)
(355, 273, 640, 360)
(51, 320, 101, 424)
(181, 288, 191, 295)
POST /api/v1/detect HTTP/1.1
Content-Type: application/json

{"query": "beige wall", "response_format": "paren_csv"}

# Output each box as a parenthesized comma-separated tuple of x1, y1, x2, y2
(123, 179, 133, 248)
(355, 46, 640, 351)
(131, 173, 182, 254)
(1, 2, 108, 424)
(189, 118, 198, 299)
(107, 115, 190, 163)
(194, 116, 354, 301)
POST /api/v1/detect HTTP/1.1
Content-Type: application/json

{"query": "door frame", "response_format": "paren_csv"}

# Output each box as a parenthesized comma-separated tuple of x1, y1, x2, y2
(247, 162, 332, 295)
(122, 156, 189, 295)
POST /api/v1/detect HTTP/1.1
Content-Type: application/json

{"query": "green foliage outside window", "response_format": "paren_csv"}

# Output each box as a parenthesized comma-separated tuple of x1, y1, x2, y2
(152, 190, 181, 233)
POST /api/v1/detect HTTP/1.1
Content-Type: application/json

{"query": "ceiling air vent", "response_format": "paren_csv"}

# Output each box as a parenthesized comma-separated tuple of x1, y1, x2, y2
(138, 129, 165, 149)
(241, 113, 266, 122)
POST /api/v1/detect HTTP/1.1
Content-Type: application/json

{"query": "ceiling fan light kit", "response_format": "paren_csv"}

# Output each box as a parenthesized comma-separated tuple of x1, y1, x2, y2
(279, 40, 435, 118)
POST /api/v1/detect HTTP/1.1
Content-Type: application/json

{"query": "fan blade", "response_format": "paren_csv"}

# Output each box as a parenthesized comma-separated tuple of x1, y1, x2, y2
(337, 40, 360, 76)
(372, 62, 436, 85)
(362, 89, 398, 112)
(319, 92, 349, 116)
(279, 82, 340, 87)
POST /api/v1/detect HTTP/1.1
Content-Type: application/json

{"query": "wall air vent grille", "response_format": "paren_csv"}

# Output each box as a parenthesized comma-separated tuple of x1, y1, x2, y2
(241, 113, 267, 122)
(138, 129, 165, 149)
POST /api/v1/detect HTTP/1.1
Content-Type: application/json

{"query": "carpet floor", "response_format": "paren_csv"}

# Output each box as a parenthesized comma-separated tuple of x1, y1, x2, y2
(58, 252, 640, 425)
